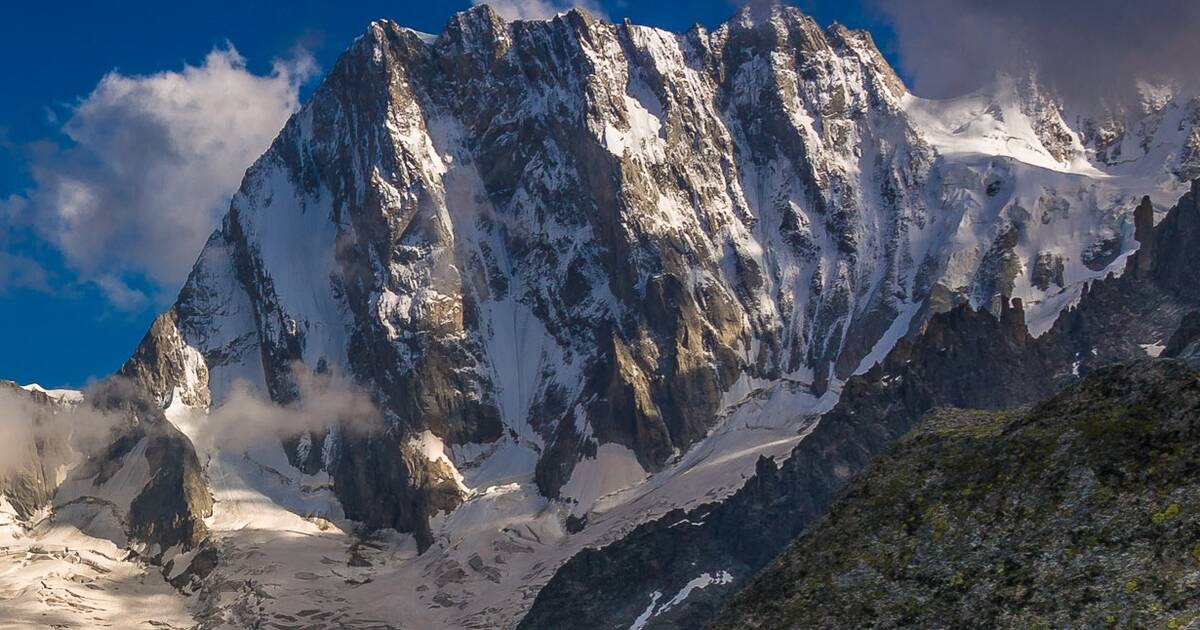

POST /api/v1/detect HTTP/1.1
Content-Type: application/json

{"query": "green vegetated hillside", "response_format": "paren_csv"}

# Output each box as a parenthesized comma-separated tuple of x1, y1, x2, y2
(716, 359, 1200, 629)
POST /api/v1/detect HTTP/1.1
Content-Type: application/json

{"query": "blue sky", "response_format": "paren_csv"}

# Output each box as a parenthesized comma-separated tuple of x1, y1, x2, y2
(0, 1, 894, 388)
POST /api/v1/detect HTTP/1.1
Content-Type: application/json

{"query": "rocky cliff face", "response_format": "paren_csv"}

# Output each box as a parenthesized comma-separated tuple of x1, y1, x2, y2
(1164, 311, 1200, 364)
(1042, 179, 1200, 375)
(0, 379, 212, 558)
(715, 359, 1200, 629)
(7, 5, 1195, 628)
(519, 298, 1061, 630)
(521, 177, 1200, 628)
(83, 380, 214, 554)
(118, 5, 1192, 551)
(1077, 88, 1200, 182)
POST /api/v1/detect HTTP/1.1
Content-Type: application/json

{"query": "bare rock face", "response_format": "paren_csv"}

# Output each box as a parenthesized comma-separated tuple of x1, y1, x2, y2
(1130, 195, 1156, 276)
(1031, 251, 1065, 291)
(1082, 234, 1124, 271)
(1014, 74, 1080, 165)
(1146, 179, 1200, 295)
(81, 379, 215, 553)
(1164, 311, 1200, 366)
(1082, 115, 1127, 165)
(521, 180, 1200, 629)
(113, 4, 1194, 559)
(1178, 102, 1200, 181)
(972, 224, 1023, 312)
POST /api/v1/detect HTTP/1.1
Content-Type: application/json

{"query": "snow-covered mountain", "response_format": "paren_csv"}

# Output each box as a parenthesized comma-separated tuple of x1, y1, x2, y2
(2, 5, 1198, 628)
(523, 178, 1200, 629)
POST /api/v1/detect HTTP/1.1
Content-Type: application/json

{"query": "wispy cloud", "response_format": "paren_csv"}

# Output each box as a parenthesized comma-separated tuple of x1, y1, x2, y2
(181, 367, 382, 453)
(875, 0, 1200, 105)
(5, 46, 317, 309)
(0, 252, 50, 293)
(0, 385, 123, 477)
(0, 365, 381, 479)
(0, 196, 50, 293)
(472, 0, 605, 21)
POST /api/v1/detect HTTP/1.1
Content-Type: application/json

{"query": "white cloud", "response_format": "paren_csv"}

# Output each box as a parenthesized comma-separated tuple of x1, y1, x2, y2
(0, 365, 381, 481)
(189, 367, 382, 453)
(0, 364, 380, 484)
(0, 252, 50, 293)
(876, 0, 1200, 104)
(0, 385, 124, 478)
(10, 46, 316, 308)
(473, 0, 604, 21)
(93, 274, 149, 311)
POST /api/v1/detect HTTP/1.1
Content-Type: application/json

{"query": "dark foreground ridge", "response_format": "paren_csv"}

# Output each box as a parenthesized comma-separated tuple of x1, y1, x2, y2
(715, 358, 1200, 628)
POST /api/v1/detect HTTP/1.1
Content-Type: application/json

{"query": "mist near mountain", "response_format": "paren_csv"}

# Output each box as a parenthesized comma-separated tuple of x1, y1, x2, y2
(878, 0, 1200, 105)
(0, 386, 116, 476)
(184, 367, 383, 453)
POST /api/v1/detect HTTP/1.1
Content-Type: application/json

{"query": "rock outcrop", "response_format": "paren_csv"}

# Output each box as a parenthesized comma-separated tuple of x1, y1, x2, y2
(0, 383, 77, 520)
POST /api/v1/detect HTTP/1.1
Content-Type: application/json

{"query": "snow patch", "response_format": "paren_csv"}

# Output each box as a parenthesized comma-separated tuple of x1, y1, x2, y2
(630, 571, 734, 628)
(1141, 341, 1166, 357)
(0, 518, 194, 627)
(629, 591, 663, 630)
(18, 384, 83, 404)
(560, 444, 647, 517)
(853, 301, 922, 375)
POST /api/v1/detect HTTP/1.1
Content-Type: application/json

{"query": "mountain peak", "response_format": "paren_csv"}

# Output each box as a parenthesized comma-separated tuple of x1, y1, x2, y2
(10, 7, 1199, 627)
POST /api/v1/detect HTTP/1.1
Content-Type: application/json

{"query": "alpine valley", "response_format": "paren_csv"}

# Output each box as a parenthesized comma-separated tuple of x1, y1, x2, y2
(4, 4, 1200, 629)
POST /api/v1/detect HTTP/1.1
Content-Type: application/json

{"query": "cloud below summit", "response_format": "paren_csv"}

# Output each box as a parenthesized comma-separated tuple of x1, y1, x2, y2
(166, 366, 382, 454)
(7, 47, 316, 309)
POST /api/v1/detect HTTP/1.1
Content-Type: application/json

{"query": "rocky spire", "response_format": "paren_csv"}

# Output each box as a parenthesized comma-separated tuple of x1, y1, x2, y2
(1131, 195, 1156, 276)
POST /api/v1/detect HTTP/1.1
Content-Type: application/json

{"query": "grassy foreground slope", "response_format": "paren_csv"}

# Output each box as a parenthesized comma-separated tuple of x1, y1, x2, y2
(716, 359, 1200, 629)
